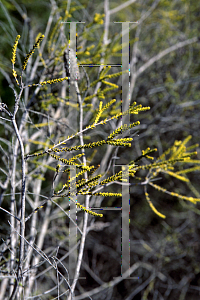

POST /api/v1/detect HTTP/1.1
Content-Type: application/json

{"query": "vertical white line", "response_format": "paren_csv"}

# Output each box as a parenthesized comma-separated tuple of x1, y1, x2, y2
(122, 165, 130, 276)
(69, 23, 78, 133)
(122, 22, 130, 129)
(69, 165, 77, 283)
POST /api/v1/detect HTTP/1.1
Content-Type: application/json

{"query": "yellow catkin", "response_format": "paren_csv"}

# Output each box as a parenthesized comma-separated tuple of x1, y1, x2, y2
(11, 35, 20, 85)
(22, 35, 45, 70)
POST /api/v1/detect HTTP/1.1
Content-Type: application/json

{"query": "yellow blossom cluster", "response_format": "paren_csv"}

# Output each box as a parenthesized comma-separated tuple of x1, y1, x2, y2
(93, 13, 105, 25)
(76, 202, 103, 217)
(22, 35, 45, 70)
(11, 35, 20, 65)
(11, 35, 20, 85)
(32, 77, 69, 87)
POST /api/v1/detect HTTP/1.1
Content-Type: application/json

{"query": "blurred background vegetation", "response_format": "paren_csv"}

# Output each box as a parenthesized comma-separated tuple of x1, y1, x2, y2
(0, 0, 200, 299)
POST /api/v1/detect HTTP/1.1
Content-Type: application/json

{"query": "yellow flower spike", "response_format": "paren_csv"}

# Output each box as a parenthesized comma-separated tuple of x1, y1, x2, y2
(149, 182, 200, 204)
(75, 201, 103, 217)
(11, 35, 20, 85)
(35, 33, 43, 45)
(94, 101, 103, 124)
(38, 77, 68, 86)
(92, 192, 122, 197)
(145, 192, 166, 219)
(22, 34, 44, 70)
(149, 202, 166, 218)
(11, 35, 20, 64)
(101, 80, 119, 89)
